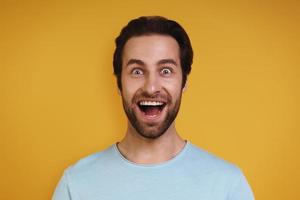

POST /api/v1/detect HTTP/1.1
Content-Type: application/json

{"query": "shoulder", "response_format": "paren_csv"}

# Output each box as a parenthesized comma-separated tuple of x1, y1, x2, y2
(184, 142, 254, 199)
(53, 145, 119, 199)
(185, 142, 243, 178)
(64, 144, 116, 178)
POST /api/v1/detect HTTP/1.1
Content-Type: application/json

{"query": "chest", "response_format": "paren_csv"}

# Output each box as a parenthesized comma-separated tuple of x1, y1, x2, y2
(75, 171, 230, 200)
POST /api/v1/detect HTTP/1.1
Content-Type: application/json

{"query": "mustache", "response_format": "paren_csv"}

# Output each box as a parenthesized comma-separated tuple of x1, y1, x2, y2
(132, 90, 171, 103)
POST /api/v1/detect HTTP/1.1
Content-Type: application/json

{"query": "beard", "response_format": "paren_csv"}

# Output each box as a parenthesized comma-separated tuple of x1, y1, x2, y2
(121, 89, 182, 139)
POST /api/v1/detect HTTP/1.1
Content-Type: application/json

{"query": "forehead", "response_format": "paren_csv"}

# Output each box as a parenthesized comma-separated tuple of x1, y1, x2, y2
(122, 34, 180, 64)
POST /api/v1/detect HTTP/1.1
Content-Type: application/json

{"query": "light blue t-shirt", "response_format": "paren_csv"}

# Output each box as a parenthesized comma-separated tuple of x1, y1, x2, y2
(52, 141, 254, 200)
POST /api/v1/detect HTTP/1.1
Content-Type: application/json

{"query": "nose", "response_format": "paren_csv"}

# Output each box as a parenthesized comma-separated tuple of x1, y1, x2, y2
(144, 73, 161, 95)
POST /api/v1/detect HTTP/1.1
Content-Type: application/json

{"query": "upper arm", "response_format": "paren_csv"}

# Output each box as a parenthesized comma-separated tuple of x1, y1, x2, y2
(52, 171, 74, 200)
(227, 170, 255, 200)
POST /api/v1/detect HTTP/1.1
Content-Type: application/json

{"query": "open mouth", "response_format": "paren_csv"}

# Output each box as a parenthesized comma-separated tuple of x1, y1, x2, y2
(137, 100, 166, 116)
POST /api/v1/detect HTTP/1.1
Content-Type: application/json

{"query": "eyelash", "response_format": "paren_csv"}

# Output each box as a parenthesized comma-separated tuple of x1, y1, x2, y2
(130, 67, 173, 76)
(131, 68, 143, 75)
(161, 67, 172, 75)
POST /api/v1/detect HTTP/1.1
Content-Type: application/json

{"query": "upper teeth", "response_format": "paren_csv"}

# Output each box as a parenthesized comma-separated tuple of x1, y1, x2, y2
(139, 101, 164, 106)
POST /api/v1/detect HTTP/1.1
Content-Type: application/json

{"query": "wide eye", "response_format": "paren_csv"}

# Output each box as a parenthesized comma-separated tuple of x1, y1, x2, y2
(132, 68, 143, 76)
(161, 68, 172, 75)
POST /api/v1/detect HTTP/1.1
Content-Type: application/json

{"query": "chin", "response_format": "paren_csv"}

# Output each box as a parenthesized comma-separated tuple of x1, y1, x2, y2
(133, 121, 172, 140)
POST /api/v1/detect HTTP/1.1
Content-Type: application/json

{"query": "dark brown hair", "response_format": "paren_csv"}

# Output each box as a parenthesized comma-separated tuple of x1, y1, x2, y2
(113, 16, 193, 90)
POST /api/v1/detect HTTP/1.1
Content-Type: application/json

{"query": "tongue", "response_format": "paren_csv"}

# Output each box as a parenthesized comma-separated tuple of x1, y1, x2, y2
(144, 106, 161, 116)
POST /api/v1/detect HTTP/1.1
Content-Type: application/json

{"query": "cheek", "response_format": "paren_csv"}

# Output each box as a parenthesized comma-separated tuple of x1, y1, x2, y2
(121, 77, 142, 100)
(164, 81, 183, 99)
(163, 70, 183, 90)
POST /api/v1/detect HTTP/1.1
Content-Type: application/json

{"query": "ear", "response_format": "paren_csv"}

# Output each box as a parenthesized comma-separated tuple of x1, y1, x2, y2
(182, 80, 188, 93)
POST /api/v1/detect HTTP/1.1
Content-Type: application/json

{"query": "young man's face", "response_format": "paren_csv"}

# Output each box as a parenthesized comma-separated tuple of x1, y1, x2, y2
(120, 34, 184, 139)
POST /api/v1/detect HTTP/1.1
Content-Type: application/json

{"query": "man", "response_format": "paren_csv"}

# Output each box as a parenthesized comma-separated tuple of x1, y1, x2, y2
(52, 16, 255, 200)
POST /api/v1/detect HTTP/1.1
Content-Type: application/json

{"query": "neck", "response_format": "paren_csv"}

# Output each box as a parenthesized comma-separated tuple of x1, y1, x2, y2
(117, 121, 186, 164)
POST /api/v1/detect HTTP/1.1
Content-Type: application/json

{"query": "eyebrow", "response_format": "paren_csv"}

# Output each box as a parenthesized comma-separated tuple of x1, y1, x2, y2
(126, 59, 145, 66)
(157, 59, 178, 66)
(125, 58, 178, 67)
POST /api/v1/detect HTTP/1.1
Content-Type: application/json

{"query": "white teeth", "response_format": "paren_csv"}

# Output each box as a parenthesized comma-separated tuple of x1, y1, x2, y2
(139, 101, 164, 106)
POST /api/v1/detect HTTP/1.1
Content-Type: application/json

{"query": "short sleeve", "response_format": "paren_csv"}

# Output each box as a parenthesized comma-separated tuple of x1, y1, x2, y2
(52, 171, 73, 200)
(227, 170, 255, 200)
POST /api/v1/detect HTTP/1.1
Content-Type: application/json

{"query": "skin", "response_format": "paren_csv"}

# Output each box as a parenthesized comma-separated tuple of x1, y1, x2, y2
(117, 34, 187, 164)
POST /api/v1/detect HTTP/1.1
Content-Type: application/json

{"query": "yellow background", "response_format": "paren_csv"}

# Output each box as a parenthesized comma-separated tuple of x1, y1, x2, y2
(1, 0, 299, 199)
